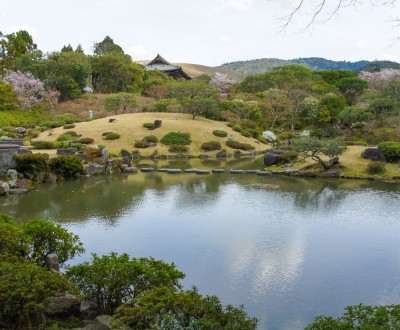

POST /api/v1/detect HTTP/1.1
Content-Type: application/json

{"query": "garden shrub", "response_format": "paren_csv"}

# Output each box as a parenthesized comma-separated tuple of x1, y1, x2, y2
(48, 155, 84, 179)
(143, 122, 157, 130)
(84, 148, 102, 159)
(78, 137, 94, 145)
(232, 124, 242, 132)
(366, 161, 386, 174)
(104, 132, 120, 140)
(262, 130, 277, 142)
(201, 141, 222, 151)
(168, 145, 189, 153)
(160, 132, 191, 146)
(143, 135, 158, 143)
(226, 140, 254, 151)
(277, 151, 298, 163)
(378, 141, 400, 162)
(14, 153, 49, 178)
(241, 130, 252, 138)
(31, 141, 55, 149)
(134, 141, 150, 148)
(63, 124, 76, 129)
(213, 130, 228, 137)
(44, 120, 67, 128)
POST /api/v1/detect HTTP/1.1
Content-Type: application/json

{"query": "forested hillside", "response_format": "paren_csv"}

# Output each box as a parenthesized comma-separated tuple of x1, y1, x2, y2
(220, 57, 400, 76)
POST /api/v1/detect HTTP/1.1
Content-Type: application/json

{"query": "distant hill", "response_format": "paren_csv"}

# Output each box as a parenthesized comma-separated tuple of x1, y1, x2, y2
(219, 57, 400, 76)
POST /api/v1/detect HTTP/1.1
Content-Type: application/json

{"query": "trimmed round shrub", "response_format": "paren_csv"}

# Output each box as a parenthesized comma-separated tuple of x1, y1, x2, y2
(378, 141, 400, 162)
(49, 155, 84, 179)
(134, 141, 150, 148)
(160, 132, 191, 146)
(57, 134, 78, 142)
(213, 130, 228, 137)
(168, 145, 189, 153)
(143, 135, 158, 143)
(277, 151, 298, 163)
(143, 123, 157, 130)
(366, 161, 386, 174)
(63, 124, 76, 129)
(78, 137, 94, 145)
(31, 141, 55, 149)
(201, 141, 222, 151)
(241, 131, 252, 138)
(232, 124, 242, 132)
(226, 140, 254, 151)
(44, 120, 67, 128)
(104, 132, 120, 140)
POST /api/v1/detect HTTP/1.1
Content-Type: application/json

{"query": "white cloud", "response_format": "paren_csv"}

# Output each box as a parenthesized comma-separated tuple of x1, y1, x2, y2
(126, 44, 148, 60)
(6, 25, 37, 36)
(356, 39, 368, 49)
(228, 0, 253, 11)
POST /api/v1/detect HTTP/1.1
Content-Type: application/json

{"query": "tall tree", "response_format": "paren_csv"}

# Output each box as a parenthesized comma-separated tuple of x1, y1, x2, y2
(93, 36, 124, 55)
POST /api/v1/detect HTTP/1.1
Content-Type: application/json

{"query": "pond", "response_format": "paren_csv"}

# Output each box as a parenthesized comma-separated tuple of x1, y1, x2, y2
(2, 157, 400, 329)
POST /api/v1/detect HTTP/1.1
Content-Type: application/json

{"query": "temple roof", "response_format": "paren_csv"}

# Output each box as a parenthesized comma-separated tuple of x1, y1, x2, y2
(144, 54, 192, 80)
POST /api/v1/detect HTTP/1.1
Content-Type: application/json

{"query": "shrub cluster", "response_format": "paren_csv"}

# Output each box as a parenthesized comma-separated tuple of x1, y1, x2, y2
(232, 124, 242, 132)
(78, 137, 94, 145)
(366, 161, 386, 174)
(14, 153, 49, 178)
(104, 132, 120, 140)
(201, 141, 222, 151)
(48, 155, 84, 179)
(134, 141, 150, 148)
(160, 132, 191, 146)
(143, 122, 157, 130)
(213, 130, 228, 137)
(143, 135, 158, 143)
(63, 124, 76, 129)
(277, 151, 298, 163)
(241, 130, 252, 138)
(168, 145, 189, 153)
(226, 140, 254, 151)
(378, 141, 400, 162)
(31, 141, 55, 149)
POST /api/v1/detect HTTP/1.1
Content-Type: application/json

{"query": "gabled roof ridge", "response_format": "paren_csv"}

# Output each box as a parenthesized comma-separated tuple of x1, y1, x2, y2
(147, 53, 173, 66)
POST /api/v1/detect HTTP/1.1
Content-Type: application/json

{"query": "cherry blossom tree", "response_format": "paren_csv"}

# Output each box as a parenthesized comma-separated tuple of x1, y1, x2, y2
(359, 68, 400, 91)
(210, 72, 234, 94)
(4, 71, 59, 110)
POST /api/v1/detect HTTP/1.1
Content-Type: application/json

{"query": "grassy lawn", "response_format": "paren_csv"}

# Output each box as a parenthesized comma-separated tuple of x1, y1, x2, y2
(34, 112, 269, 156)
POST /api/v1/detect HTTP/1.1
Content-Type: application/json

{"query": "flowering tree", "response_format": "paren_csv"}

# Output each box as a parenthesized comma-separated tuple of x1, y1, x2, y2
(210, 72, 234, 93)
(359, 69, 400, 91)
(4, 71, 59, 110)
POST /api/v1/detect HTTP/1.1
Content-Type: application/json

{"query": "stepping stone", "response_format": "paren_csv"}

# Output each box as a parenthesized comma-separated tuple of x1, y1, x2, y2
(230, 169, 244, 174)
(212, 169, 226, 173)
(245, 170, 259, 174)
(167, 169, 182, 173)
(184, 168, 197, 173)
(124, 167, 137, 173)
(158, 168, 169, 172)
(257, 171, 272, 176)
(196, 170, 210, 175)
(140, 167, 155, 172)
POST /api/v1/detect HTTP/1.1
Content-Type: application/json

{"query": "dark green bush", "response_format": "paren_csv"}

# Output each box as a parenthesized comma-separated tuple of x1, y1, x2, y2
(134, 141, 150, 148)
(78, 137, 94, 145)
(160, 132, 191, 146)
(241, 131, 252, 138)
(378, 141, 400, 162)
(31, 141, 55, 149)
(104, 132, 121, 140)
(366, 161, 386, 174)
(213, 130, 228, 137)
(63, 124, 76, 129)
(232, 124, 242, 132)
(44, 120, 67, 128)
(49, 156, 84, 179)
(143, 135, 158, 143)
(168, 145, 189, 153)
(143, 123, 157, 130)
(201, 141, 222, 151)
(277, 151, 298, 163)
(56, 134, 77, 142)
(226, 140, 254, 151)
(14, 153, 49, 178)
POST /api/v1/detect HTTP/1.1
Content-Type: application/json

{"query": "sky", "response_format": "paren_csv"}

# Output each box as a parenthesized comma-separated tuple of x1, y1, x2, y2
(0, 0, 399, 66)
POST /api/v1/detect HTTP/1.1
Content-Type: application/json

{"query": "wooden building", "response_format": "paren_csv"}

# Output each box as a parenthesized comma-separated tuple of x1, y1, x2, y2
(144, 54, 192, 80)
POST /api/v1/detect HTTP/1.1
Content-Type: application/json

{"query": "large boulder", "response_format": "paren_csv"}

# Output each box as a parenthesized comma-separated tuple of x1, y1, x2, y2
(85, 315, 114, 330)
(45, 294, 80, 318)
(86, 164, 106, 175)
(45, 253, 60, 273)
(0, 182, 10, 196)
(57, 148, 76, 156)
(264, 150, 287, 166)
(361, 148, 386, 162)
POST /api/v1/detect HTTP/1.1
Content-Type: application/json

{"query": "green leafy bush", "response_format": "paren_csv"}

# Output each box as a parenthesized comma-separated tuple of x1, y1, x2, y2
(44, 120, 67, 128)
(201, 141, 222, 151)
(168, 145, 189, 153)
(134, 141, 150, 148)
(63, 124, 76, 129)
(31, 141, 55, 149)
(143, 135, 158, 143)
(78, 137, 94, 144)
(213, 130, 228, 137)
(241, 130, 252, 138)
(277, 151, 298, 163)
(143, 122, 157, 130)
(366, 161, 386, 174)
(56, 132, 79, 142)
(14, 153, 49, 179)
(48, 155, 84, 179)
(160, 132, 191, 146)
(378, 141, 400, 162)
(226, 140, 254, 151)
(232, 124, 242, 132)
(104, 132, 120, 140)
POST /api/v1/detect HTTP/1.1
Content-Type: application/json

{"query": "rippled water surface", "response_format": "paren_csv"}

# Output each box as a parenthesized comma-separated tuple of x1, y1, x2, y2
(2, 157, 400, 329)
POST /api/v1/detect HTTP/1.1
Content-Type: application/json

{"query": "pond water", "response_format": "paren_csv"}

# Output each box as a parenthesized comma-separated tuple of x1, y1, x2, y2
(2, 157, 400, 329)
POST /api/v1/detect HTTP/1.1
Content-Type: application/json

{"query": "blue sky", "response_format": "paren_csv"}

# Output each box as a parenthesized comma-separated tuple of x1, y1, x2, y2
(1, 0, 399, 66)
